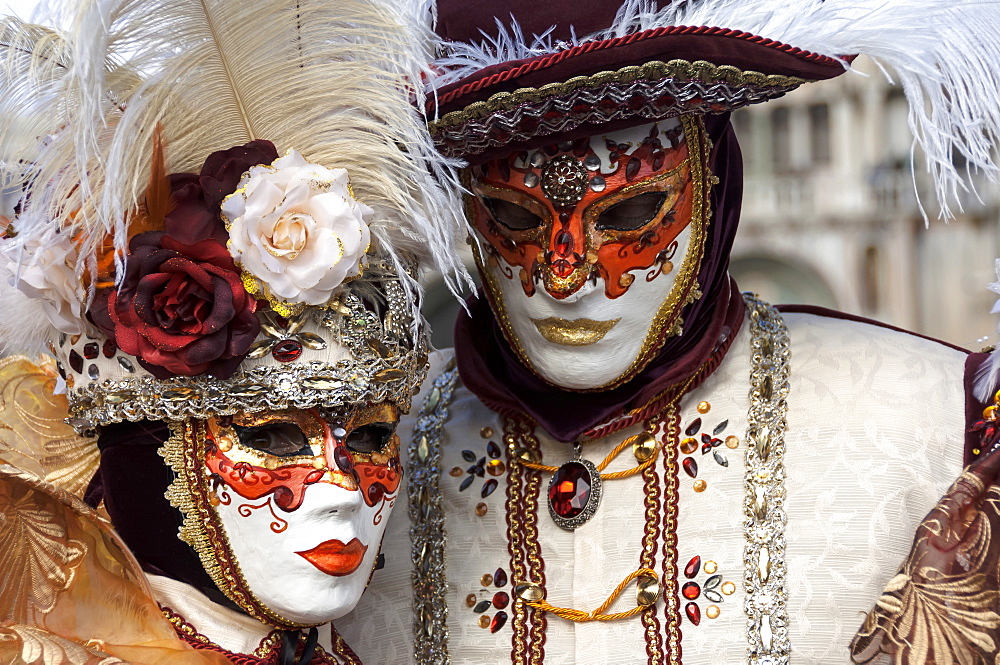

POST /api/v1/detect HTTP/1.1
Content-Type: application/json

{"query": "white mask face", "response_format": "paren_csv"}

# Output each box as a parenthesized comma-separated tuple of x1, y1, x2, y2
(468, 118, 709, 390)
(182, 404, 401, 625)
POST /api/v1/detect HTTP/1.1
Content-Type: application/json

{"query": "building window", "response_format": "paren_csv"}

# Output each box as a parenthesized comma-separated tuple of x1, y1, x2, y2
(771, 107, 791, 172)
(808, 104, 831, 165)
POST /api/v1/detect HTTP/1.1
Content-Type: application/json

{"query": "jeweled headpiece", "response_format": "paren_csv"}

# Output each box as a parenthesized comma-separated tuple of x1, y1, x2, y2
(0, 0, 470, 433)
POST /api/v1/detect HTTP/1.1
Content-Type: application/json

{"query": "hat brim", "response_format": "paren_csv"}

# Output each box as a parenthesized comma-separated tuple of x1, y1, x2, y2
(429, 26, 850, 163)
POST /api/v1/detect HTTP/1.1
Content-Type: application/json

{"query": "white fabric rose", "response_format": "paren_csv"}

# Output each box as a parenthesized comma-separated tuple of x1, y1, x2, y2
(8, 231, 87, 335)
(221, 150, 372, 307)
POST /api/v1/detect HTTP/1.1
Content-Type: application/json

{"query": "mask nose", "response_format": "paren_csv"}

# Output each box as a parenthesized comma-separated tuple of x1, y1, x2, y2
(542, 211, 590, 298)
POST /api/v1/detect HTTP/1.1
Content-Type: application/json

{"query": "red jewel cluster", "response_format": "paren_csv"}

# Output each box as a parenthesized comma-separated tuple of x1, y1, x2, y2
(681, 555, 727, 626)
(89, 140, 280, 379)
(451, 440, 504, 498)
(679, 416, 731, 480)
(970, 397, 1000, 457)
(468, 567, 510, 633)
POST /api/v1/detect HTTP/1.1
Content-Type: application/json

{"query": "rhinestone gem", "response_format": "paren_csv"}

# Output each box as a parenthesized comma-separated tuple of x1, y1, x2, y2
(83, 342, 99, 359)
(530, 152, 547, 168)
(490, 611, 508, 633)
(459, 476, 475, 492)
(680, 438, 698, 454)
(102, 339, 117, 358)
(277, 378, 295, 393)
(684, 555, 701, 578)
(87, 364, 99, 380)
(523, 172, 539, 188)
(693, 479, 707, 492)
(721, 581, 736, 595)
(696, 400, 710, 413)
(726, 435, 739, 449)
(704, 561, 718, 574)
(681, 581, 701, 600)
(685, 602, 701, 625)
(494, 568, 507, 587)
(481, 478, 498, 497)
(473, 600, 491, 613)
(481, 427, 494, 438)
(705, 574, 722, 590)
(475, 502, 488, 516)
(272, 339, 303, 362)
(449, 467, 463, 477)
(481, 574, 493, 587)
(713, 420, 729, 435)
(465, 594, 477, 607)
(685, 418, 701, 436)
(583, 154, 600, 171)
(493, 591, 510, 609)
(117, 356, 135, 372)
(706, 605, 721, 620)
(682, 457, 698, 478)
(713, 451, 729, 467)
(704, 590, 723, 603)
(375, 368, 407, 381)
(548, 461, 592, 519)
(478, 615, 490, 629)
(487, 459, 505, 476)
(68, 349, 83, 374)
(589, 175, 606, 192)
(487, 441, 502, 458)
(301, 377, 343, 390)
(462, 450, 476, 462)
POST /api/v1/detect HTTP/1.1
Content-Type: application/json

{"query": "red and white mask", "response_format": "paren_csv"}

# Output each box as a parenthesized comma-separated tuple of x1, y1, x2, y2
(469, 117, 709, 389)
(171, 404, 401, 626)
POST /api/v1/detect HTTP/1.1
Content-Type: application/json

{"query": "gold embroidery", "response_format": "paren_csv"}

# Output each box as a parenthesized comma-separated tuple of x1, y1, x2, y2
(851, 469, 1000, 665)
(430, 60, 805, 133)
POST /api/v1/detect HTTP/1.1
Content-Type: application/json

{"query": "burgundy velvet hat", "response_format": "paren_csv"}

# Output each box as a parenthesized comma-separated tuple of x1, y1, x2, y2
(426, 0, 851, 164)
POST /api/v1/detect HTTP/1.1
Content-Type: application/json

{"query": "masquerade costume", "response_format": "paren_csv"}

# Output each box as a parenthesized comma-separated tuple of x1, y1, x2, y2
(0, 0, 468, 663)
(338, 2, 1000, 664)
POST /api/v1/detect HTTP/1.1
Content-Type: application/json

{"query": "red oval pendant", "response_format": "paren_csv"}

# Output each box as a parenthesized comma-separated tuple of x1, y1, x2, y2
(547, 458, 602, 530)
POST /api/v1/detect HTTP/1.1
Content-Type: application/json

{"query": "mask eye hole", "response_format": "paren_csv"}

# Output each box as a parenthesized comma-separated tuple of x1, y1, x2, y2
(232, 422, 311, 457)
(481, 196, 543, 231)
(596, 191, 668, 231)
(345, 422, 396, 454)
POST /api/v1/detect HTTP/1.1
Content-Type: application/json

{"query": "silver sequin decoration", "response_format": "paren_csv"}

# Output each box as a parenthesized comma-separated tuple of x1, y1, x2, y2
(409, 362, 459, 665)
(742, 294, 791, 665)
(529, 152, 547, 168)
(584, 154, 601, 171)
(590, 175, 606, 192)
(523, 172, 539, 188)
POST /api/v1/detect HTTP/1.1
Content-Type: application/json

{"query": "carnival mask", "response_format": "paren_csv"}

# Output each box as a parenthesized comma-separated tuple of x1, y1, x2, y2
(164, 403, 402, 628)
(469, 117, 709, 390)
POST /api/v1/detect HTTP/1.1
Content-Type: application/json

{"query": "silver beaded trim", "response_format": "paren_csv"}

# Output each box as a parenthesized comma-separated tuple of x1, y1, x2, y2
(408, 361, 459, 665)
(742, 294, 791, 665)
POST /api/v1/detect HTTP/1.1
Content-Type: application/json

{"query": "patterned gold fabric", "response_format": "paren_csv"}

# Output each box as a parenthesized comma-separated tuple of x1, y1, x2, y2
(851, 448, 1000, 665)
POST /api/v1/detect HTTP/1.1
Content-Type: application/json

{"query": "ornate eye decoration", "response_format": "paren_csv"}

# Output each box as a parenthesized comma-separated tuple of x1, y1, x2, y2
(482, 197, 544, 231)
(344, 422, 397, 454)
(232, 422, 312, 457)
(596, 191, 669, 231)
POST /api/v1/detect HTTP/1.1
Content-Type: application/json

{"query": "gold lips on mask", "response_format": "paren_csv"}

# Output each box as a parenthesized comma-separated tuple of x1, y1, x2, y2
(531, 317, 620, 346)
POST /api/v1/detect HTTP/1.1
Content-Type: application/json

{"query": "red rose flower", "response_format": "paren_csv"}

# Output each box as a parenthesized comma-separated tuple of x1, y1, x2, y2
(99, 232, 260, 379)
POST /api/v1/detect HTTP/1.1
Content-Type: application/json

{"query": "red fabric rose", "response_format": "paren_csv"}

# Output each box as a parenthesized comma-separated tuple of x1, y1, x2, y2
(98, 232, 260, 379)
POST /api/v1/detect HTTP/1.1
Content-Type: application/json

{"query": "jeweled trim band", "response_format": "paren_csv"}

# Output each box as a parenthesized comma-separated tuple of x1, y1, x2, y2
(408, 361, 460, 665)
(741, 294, 791, 665)
(431, 60, 804, 159)
(67, 345, 426, 433)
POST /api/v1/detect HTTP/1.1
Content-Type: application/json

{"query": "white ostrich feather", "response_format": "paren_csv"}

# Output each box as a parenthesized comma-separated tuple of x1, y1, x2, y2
(2, 0, 472, 349)
(432, 0, 1000, 222)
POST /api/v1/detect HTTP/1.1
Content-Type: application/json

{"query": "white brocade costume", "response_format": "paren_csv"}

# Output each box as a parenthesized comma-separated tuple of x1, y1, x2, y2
(338, 307, 966, 664)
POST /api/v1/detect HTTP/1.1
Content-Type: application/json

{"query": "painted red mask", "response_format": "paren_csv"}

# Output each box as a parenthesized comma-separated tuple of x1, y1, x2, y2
(470, 121, 694, 300)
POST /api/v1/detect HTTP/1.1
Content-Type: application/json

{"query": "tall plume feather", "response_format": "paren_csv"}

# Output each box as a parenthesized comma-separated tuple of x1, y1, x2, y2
(13, 0, 471, 310)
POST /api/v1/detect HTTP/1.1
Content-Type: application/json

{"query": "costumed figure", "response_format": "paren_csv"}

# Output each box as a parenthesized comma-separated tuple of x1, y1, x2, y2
(337, 2, 1000, 664)
(0, 0, 468, 662)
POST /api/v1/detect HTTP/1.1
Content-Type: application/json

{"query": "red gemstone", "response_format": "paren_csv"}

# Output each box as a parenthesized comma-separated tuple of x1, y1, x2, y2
(490, 610, 508, 633)
(493, 591, 510, 609)
(682, 457, 698, 478)
(272, 339, 303, 362)
(682, 582, 701, 600)
(684, 555, 701, 578)
(494, 568, 508, 587)
(685, 602, 701, 626)
(548, 461, 592, 519)
(102, 338, 117, 358)
(554, 230, 574, 256)
(685, 418, 702, 436)
(68, 349, 83, 374)
(83, 342, 99, 359)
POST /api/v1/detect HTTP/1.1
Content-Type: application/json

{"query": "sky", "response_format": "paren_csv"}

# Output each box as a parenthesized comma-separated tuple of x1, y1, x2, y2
(2, 0, 43, 22)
